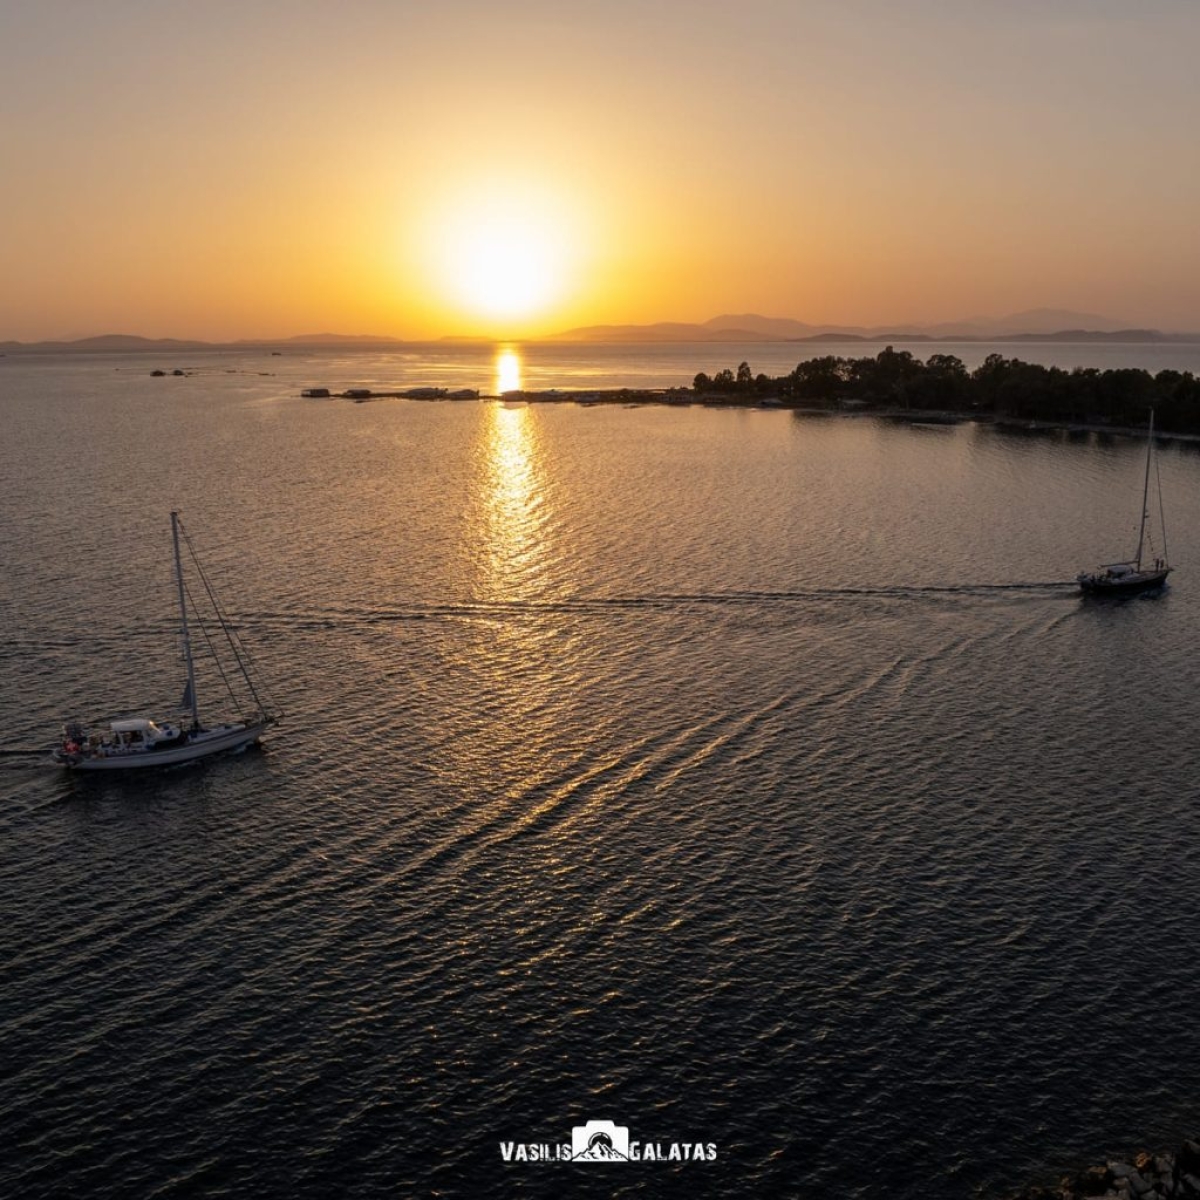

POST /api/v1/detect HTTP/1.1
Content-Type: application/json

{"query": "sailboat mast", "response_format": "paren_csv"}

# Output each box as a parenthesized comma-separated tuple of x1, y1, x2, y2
(1156, 444, 1170, 568)
(1134, 409, 1155, 570)
(171, 511, 201, 729)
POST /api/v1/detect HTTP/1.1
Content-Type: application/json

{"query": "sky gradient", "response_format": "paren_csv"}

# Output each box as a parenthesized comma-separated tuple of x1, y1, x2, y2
(3, 1, 1199, 341)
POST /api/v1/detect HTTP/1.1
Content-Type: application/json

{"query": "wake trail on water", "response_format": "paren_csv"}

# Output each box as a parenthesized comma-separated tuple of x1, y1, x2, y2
(269, 581, 1078, 626)
(0, 584, 1079, 655)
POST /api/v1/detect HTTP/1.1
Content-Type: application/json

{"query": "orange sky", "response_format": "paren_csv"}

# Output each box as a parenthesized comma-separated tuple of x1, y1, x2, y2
(3, 1, 1199, 341)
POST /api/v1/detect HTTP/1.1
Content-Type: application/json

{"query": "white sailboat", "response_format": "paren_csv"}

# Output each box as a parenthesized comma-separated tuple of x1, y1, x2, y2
(1077, 410, 1172, 595)
(56, 512, 277, 770)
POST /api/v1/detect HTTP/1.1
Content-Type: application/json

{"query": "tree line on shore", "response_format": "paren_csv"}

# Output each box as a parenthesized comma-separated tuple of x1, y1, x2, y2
(692, 347, 1200, 432)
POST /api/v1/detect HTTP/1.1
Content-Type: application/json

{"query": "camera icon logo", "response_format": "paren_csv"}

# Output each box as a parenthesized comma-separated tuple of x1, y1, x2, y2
(571, 1119, 631, 1162)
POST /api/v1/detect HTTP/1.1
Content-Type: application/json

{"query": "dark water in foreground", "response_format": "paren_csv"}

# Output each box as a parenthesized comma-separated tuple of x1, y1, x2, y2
(3, 350, 1200, 1198)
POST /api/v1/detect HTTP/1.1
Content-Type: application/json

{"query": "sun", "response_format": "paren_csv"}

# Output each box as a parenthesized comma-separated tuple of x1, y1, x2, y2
(448, 213, 558, 318)
(419, 185, 581, 326)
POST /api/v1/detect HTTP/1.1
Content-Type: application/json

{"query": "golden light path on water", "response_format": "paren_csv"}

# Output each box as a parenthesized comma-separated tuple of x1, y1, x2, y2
(495, 347, 522, 395)
(448, 371, 610, 857)
(480, 400, 546, 600)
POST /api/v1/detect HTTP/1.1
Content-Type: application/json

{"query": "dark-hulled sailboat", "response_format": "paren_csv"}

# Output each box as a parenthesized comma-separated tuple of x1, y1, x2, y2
(1077, 410, 1171, 596)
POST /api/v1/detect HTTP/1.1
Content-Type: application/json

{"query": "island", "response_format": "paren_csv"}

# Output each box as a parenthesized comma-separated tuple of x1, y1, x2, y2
(684, 348, 1200, 436)
(300, 348, 1200, 438)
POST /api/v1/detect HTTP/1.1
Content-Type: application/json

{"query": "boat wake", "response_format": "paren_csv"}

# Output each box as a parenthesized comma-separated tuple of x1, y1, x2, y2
(0, 583, 1080, 667)
(226, 582, 1079, 630)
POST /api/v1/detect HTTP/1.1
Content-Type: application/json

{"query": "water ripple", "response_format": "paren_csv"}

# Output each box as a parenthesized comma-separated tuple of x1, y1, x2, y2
(5, 379, 1200, 1199)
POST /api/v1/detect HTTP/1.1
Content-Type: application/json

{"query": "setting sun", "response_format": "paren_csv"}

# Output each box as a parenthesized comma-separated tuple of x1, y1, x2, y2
(448, 212, 558, 318)
(418, 184, 582, 328)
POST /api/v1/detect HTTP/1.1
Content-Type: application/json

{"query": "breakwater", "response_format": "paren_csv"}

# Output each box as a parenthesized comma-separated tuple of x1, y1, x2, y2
(1009, 1138, 1200, 1200)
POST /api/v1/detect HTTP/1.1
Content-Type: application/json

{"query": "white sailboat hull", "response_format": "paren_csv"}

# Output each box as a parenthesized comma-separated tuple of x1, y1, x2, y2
(56, 512, 279, 774)
(58, 720, 271, 771)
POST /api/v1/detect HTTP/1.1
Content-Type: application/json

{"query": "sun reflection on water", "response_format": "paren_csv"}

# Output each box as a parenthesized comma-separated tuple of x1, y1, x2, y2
(477, 400, 550, 599)
(496, 347, 522, 395)
(444, 390, 582, 839)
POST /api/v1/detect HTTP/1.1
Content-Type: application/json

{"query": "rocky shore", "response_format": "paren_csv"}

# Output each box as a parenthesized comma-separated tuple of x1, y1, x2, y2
(1008, 1138, 1200, 1199)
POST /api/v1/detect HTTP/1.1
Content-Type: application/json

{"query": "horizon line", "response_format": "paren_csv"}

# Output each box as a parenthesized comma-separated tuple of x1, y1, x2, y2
(5, 323, 1200, 351)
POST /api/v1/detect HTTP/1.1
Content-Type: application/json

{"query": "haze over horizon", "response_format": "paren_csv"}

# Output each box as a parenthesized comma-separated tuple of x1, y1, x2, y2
(3, 305, 1189, 351)
(4, 1, 1199, 343)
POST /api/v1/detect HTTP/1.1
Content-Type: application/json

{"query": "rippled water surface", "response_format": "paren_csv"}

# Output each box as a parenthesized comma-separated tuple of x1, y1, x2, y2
(4, 350, 1200, 1199)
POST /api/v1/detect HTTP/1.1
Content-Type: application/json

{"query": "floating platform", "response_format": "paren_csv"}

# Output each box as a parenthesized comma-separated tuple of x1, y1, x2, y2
(299, 386, 480, 402)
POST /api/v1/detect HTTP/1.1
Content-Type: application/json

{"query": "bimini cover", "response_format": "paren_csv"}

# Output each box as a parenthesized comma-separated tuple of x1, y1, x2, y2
(110, 719, 161, 734)
(1104, 563, 1134, 577)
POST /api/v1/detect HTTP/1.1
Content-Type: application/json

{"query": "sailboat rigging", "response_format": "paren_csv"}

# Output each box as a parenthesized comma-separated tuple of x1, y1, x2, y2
(1077, 410, 1172, 595)
(55, 512, 278, 770)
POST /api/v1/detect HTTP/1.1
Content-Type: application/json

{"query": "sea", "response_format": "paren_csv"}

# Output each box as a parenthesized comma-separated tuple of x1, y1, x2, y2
(3, 339, 1200, 1200)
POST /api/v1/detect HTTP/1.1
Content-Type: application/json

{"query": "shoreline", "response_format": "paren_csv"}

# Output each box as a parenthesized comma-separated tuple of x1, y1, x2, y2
(302, 386, 1200, 445)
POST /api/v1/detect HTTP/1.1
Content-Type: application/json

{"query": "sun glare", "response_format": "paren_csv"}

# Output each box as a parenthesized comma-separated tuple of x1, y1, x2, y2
(496, 348, 522, 394)
(420, 185, 580, 326)
(452, 220, 555, 318)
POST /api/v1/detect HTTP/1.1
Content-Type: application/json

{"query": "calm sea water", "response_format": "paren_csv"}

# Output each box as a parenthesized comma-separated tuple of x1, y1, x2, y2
(3, 344, 1200, 1199)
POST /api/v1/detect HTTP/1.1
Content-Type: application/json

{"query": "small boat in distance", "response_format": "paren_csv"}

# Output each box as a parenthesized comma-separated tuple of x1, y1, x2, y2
(1077, 410, 1172, 596)
(56, 513, 278, 770)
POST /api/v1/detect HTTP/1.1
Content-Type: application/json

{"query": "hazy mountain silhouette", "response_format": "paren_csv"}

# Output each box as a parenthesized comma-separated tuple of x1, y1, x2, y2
(923, 307, 1135, 337)
(0, 332, 408, 353)
(272, 333, 402, 345)
(550, 309, 1172, 343)
(0, 334, 211, 353)
(2, 312, 1194, 354)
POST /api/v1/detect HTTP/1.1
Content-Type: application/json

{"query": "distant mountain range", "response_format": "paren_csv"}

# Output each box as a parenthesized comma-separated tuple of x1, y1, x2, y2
(545, 309, 1187, 343)
(1, 311, 1196, 353)
(0, 332, 408, 354)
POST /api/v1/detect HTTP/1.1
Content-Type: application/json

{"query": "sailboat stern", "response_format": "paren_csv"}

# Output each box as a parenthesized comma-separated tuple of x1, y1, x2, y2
(55, 720, 89, 765)
(1077, 562, 1171, 594)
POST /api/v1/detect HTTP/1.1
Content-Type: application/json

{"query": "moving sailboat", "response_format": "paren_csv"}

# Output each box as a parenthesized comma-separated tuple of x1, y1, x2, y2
(56, 512, 278, 770)
(1077, 410, 1172, 595)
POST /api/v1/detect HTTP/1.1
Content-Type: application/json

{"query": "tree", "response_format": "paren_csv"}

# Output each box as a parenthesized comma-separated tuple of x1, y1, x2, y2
(848, 347, 921, 405)
(910, 354, 968, 410)
(788, 356, 848, 402)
